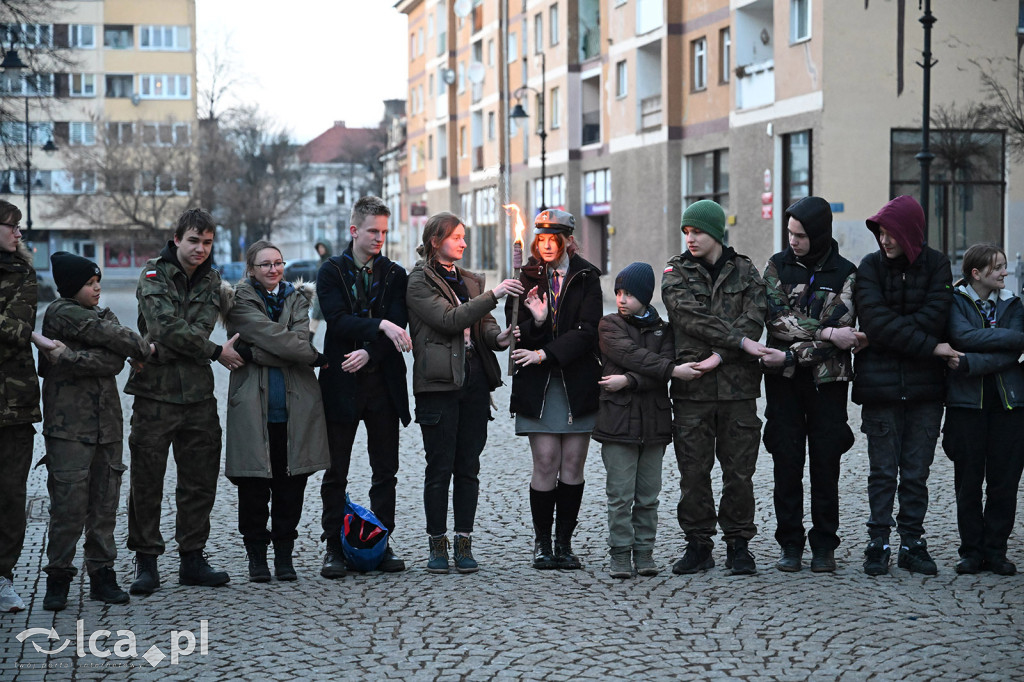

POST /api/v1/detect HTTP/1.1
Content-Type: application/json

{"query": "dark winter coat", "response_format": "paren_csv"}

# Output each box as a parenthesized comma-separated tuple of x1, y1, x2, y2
(317, 248, 411, 425)
(852, 199, 952, 406)
(506, 253, 603, 420)
(0, 243, 40, 427)
(945, 282, 1024, 410)
(592, 309, 675, 446)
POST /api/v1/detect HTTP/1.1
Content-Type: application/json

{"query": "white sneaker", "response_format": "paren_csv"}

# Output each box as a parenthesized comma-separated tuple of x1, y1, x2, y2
(0, 576, 26, 612)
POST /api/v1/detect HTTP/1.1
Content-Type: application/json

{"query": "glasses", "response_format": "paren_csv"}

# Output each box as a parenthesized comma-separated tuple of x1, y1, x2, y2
(0, 222, 21, 231)
(255, 261, 286, 271)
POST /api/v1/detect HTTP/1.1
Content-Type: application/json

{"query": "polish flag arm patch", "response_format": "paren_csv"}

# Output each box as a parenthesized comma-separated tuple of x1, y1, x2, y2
(145, 270, 158, 278)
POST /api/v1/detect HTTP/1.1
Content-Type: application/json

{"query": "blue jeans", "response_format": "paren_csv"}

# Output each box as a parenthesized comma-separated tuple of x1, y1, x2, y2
(861, 401, 943, 541)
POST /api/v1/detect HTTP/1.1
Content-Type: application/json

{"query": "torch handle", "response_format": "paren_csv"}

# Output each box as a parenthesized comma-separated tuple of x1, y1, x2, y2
(507, 268, 521, 375)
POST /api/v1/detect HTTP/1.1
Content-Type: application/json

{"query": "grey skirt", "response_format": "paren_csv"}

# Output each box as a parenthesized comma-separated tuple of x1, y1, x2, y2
(515, 374, 596, 435)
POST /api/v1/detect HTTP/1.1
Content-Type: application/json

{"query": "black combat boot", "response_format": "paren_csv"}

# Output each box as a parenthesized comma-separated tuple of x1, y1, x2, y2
(129, 553, 160, 595)
(553, 482, 584, 570)
(245, 541, 271, 583)
(89, 567, 130, 604)
(530, 487, 557, 570)
(43, 575, 72, 611)
(273, 540, 297, 581)
(178, 550, 230, 586)
(320, 539, 347, 579)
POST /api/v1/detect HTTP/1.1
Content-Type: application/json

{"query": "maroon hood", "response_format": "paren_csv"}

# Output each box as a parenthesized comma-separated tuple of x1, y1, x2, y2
(865, 195, 925, 264)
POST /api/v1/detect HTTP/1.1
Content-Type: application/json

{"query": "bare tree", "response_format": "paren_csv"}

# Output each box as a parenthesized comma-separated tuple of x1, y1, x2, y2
(196, 29, 252, 122)
(973, 56, 1024, 160)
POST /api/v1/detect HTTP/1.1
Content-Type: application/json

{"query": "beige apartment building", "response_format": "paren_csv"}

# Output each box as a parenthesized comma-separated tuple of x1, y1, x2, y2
(1, 0, 197, 274)
(398, 0, 1024, 296)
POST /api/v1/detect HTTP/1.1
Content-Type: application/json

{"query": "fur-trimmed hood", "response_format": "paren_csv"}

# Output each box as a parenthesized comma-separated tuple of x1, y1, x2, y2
(219, 278, 315, 325)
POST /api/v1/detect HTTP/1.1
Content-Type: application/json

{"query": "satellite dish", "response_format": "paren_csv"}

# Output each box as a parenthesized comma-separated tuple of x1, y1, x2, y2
(442, 68, 456, 85)
(130, 93, 141, 106)
(467, 61, 485, 84)
(453, 0, 472, 18)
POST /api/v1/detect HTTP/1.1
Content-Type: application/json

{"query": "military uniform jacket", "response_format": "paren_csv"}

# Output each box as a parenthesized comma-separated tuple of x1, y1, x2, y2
(0, 243, 40, 426)
(39, 299, 149, 444)
(662, 249, 767, 401)
(763, 242, 857, 385)
(124, 242, 223, 404)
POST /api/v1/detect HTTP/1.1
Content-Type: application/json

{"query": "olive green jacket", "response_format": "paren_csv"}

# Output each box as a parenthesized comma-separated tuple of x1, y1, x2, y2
(124, 242, 224, 404)
(0, 243, 40, 426)
(40, 299, 150, 444)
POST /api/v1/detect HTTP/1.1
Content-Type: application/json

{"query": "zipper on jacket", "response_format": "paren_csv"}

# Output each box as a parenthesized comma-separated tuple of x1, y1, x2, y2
(561, 372, 573, 424)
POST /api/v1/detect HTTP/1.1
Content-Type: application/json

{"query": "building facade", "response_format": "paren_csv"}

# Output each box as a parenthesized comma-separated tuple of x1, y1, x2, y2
(1, 0, 198, 275)
(396, 0, 1024, 299)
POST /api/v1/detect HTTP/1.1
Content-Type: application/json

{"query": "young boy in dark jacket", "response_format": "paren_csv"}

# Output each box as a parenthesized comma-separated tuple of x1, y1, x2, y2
(594, 263, 701, 578)
(39, 252, 151, 610)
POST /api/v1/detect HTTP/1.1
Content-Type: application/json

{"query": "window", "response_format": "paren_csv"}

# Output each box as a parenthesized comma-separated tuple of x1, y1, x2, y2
(1, 121, 53, 145)
(70, 73, 96, 97)
(719, 28, 731, 83)
(106, 121, 135, 143)
(487, 111, 495, 140)
(428, 15, 434, 38)
(534, 175, 565, 212)
(508, 31, 518, 63)
(488, 38, 494, 65)
(103, 24, 133, 49)
(460, 126, 467, 157)
(437, 4, 447, 55)
(615, 60, 627, 98)
(782, 130, 812, 248)
(550, 4, 560, 46)
(691, 37, 707, 91)
(69, 122, 96, 146)
(890, 127, 1006, 257)
(550, 87, 561, 129)
(584, 168, 611, 205)
(534, 13, 543, 54)
(105, 75, 132, 98)
(139, 25, 191, 51)
(73, 170, 97, 194)
(790, 0, 810, 43)
(70, 24, 95, 48)
(457, 61, 465, 94)
(316, 187, 326, 205)
(139, 74, 191, 100)
(417, 28, 424, 56)
(685, 149, 730, 210)
(428, 134, 434, 160)
(0, 73, 54, 96)
(141, 122, 190, 146)
(1, 23, 53, 48)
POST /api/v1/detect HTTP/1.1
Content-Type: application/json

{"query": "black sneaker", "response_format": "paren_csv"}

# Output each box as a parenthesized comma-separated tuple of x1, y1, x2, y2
(810, 547, 837, 573)
(671, 542, 714, 575)
(776, 544, 802, 572)
(897, 538, 938, 575)
(983, 554, 1017, 576)
(727, 540, 757, 576)
(378, 545, 406, 573)
(863, 538, 891, 576)
(955, 554, 983, 575)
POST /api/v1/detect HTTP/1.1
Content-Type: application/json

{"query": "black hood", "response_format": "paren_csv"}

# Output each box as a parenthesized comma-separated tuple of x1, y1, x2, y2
(785, 196, 832, 267)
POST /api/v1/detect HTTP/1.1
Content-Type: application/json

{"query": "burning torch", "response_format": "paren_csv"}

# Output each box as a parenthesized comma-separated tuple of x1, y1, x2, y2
(504, 203, 526, 375)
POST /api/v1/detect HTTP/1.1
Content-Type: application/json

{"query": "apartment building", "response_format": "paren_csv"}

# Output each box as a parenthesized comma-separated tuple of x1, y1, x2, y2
(399, 0, 1024, 296)
(1, 0, 197, 273)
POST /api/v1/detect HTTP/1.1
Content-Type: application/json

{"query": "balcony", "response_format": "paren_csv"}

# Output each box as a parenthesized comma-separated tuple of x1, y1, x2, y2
(438, 156, 448, 180)
(640, 95, 662, 130)
(735, 59, 774, 110)
(473, 146, 484, 171)
(582, 111, 600, 145)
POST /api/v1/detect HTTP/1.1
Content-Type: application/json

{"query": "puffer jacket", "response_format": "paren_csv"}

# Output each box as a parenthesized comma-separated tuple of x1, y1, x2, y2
(223, 279, 329, 478)
(0, 242, 40, 426)
(39, 300, 149, 444)
(506, 253, 603, 420)
(406, 262, 504, 394)
(662, 248, 767, 401)
(763, 243, 857, 384)
(125, 241, 224, 404)
(592, 308, 675, 446)
(945, 282, 1024, 410)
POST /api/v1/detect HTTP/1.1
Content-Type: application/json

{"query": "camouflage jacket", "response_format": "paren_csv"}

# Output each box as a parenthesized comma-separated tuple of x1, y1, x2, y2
(40, 299, 150, 444)
(0, 243, 41, 426)
(763, 243, 857, 384)
(662, 248, 767, 401)
(124, 241, 223, 404)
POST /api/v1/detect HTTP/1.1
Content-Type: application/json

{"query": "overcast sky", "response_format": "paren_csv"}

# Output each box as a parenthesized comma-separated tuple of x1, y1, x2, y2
(195, 0, 409, 143)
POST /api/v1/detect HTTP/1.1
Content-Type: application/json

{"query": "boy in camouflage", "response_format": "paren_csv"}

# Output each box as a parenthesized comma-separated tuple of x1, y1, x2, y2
(662, 199, 770, 576)
(38, 252, 151, 611)
(0, 200, 56, 613)
(125, 208, 244, 593)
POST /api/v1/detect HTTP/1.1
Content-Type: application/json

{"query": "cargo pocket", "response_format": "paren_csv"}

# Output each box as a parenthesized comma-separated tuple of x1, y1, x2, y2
(102, 461, 128, 514)
(49, 465, 91, 516)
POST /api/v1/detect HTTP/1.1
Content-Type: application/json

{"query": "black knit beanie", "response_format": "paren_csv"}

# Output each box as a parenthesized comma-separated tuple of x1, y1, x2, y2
(51, 251, 101, 298)
(614, 261, 655, 308)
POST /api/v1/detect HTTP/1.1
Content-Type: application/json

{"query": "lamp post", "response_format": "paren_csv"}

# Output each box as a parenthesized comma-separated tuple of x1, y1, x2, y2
(510, 51, 547, 212)
(917, 0, 936, 234)
(1, 44, 58, 236)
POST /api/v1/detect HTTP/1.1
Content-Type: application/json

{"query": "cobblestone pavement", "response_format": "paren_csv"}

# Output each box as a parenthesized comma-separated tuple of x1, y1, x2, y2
(1, 288, 1022, 680)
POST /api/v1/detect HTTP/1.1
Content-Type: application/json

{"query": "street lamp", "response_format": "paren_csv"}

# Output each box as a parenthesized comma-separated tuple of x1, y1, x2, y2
(510, 51, 547, 212)
(1, 43, 58, 235)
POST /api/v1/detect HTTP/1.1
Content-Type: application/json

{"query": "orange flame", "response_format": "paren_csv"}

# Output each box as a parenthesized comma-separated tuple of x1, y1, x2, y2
(504, 203, 526, 269)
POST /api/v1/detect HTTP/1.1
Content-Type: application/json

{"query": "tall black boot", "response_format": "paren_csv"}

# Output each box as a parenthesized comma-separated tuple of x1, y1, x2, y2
(129, 553, 160, 595)
(554, 481, 585, 570)
(245, 541, 271, 583)
(273, 540, 297, 581)
(530, 487, 558, 570)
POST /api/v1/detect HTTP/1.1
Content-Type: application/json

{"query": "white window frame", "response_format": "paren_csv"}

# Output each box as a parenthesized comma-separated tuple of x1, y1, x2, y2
(615, 60, 627, 98)
(138, 74, 191, 100)
(550, 87, 561, 129)
(550, 4, 560, 46)
(692, 37, 707, 91)
(790, 0, 811, 43)
(1, 121, 53, 145)
(720, 27, 731, 83)
(3, 23, 53, 48)
(534, 13, 543, 54)
(69, 24, 95, 48)
(0, 72, 54, 96)
(69, 121, 97, 146)
(508, 31, 518, 63)
(70, 73, 96, 97)
(139, 25, 191, 51)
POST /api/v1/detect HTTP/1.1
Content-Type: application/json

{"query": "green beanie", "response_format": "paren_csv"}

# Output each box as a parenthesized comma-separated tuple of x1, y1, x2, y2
(680, 199, 726, 244)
